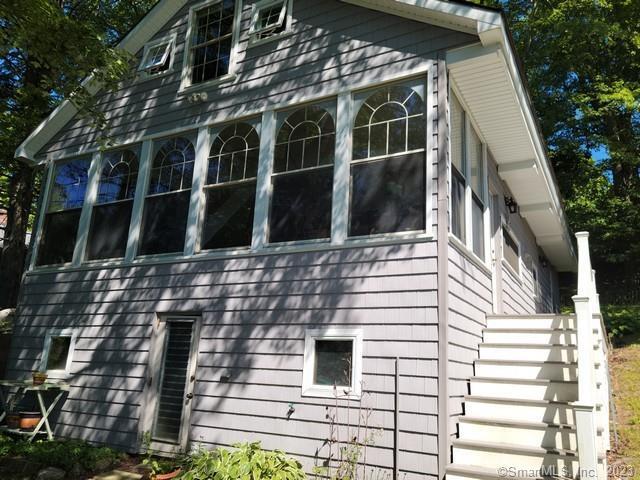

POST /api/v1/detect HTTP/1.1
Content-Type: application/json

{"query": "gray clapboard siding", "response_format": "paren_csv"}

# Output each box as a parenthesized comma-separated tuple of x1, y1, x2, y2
(9, 240, 440, 478)
(40, 0, 472, 158)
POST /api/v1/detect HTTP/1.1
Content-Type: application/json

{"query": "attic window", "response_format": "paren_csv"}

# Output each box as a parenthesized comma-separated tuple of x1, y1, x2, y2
(139, 36, 175, 75)
(249, 0, 290, 43)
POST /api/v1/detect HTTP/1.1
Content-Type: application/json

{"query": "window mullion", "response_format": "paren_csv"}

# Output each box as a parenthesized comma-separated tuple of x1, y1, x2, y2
(185, 126, 211, 256)
(331, 92, 351, 245)
(29, 161, 55, 270)
(72, 151, 101, 266)
(251, 110, 276, 250)
(125, 140, 153, 262)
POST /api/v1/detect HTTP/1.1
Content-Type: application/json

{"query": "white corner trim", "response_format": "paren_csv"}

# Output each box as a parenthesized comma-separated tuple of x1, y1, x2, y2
(302, 328, 363, 400)
(15, 0, 189, 164)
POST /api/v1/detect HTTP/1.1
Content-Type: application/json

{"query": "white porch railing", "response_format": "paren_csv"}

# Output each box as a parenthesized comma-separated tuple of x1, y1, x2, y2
(572, 232, 611, 480)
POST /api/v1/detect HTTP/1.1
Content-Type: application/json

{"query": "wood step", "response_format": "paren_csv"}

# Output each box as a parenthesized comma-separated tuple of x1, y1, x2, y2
(452, 439, 579, 477)
(486, 315, 576, 330)
(458, 416, 577, 450)
(479, 343, 577, 362)
(474, 359, 577, 381)
(483, 328, 577, 345)
(470, 376, 578, 402)
(463, 395, 577, 425)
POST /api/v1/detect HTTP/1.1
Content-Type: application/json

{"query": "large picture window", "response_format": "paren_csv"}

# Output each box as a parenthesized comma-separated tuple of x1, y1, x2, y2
(185, 0, 236, 87)
(202, 122, 259, 250)
(450, 91, 487, 260)
(350, 84, 426, 236)
(139, 137, 195, 256)
(269, 104, 335, 243)
(36, 158, 91, 266)
(86, 149, 139, 260)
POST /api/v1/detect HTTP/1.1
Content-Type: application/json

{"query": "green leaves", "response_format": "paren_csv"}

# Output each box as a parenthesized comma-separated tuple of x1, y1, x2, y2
(178, 442, 306, 480)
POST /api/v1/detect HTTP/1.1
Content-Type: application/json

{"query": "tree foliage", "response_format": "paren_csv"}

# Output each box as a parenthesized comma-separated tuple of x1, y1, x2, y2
(0, 0, 156, 308)
(472, 0, 640, 298)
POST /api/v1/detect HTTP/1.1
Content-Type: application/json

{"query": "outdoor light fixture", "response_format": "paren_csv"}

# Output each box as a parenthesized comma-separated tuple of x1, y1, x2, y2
(504, 196, 519, 214)
(539, 255, 549, 268)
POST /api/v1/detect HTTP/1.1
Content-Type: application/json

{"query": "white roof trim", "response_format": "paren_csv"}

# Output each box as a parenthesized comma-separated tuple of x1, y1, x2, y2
(15, 0, 189, 165)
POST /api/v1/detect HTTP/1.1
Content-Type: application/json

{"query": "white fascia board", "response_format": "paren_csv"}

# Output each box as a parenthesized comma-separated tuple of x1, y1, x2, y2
(14, 0, 188, 165)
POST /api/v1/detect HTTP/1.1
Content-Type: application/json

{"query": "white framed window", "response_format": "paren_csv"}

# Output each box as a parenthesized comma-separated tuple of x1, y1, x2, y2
(180, 0, 239, 91)
(502, 225, 520, 275)
(86, 148, 139, 261)
(139, 34, 176, 77)
(249, 0, 292, 44)
(302, 328, 363, 399)
(41, 329, 77, 377)
(139, 136, 196, 256)
(350, 80, 427, 237)
(36, 158, 91, 267)
(269, 103, 336, 243)
(201, 121, 260, 250)
(449, 89, 488, 262)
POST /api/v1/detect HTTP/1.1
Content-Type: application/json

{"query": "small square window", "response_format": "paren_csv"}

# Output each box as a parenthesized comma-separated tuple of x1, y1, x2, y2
(41, 329, 76, 376)
(302, 329, 362, 398)
(249, 0, 290, 43)
(139, 36, 175, 76)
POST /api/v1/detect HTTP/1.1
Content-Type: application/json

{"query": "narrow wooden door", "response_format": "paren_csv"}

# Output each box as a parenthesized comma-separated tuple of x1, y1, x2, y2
(141, 315, 200, 454)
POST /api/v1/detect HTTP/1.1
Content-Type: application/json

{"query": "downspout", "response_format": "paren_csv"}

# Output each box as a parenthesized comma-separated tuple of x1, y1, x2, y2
(436, 54, 451, 479)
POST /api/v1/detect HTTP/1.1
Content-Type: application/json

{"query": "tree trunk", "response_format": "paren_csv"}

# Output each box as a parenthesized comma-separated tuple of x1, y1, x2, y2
(0, 162, 34, 309)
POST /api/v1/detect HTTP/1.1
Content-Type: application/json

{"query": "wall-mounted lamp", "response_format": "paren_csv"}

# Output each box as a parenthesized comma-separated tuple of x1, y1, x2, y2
(504, 196, 519, 215)
(539, 255, 548, 268)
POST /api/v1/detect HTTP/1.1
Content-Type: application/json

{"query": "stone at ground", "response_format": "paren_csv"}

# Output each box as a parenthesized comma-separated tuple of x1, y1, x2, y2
(91, 469, 143, 480)
(36, 467, 65, 480)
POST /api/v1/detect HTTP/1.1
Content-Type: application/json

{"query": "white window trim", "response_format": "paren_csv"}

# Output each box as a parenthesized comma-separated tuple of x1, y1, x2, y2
(138, 33, 177, 80)
(28, 69, 436, 274)
(41, 328, 77, 378)
(302, 328, 363, 399)
(448, 83, 490, 267)
(248, 0, 293, 47)
(178, 0, 242, 94)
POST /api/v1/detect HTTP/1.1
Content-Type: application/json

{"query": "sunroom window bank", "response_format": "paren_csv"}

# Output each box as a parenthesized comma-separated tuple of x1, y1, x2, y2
(31, 76, 434, 271)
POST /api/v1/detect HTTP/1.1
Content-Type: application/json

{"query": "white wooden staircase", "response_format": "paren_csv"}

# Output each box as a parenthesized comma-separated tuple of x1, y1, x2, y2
(447, 232, 611, 480)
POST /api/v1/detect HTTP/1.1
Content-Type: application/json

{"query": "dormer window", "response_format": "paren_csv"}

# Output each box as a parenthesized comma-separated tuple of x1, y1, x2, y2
(139, 35, 175, 76)
(181, 0, 237, 90)
(249, 0, 291, 44)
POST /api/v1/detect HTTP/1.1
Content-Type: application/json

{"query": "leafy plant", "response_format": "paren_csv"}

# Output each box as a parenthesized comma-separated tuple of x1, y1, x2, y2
(141, 431, 181, 475)
(602, 304, 640, 346)
(178, 442, 306, 480)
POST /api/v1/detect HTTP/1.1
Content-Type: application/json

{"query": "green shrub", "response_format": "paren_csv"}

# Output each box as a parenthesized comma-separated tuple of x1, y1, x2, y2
(602, 304, 640, 346)
(179, 442, 306, 480)
(0, 436, 123, 476)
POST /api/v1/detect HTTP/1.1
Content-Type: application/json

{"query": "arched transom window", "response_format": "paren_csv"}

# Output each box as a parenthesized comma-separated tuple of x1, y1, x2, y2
(270, 104, 336, 243)
(202, 122, 260, 250)
(350, 84, 426, 236)
(148, 137, 195, 195)
(87, 148, 140, 261)
(140, 136, 196, 256)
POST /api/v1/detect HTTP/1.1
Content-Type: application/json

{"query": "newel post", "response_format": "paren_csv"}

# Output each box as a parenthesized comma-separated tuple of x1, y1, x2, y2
(573, 232, 599, 478)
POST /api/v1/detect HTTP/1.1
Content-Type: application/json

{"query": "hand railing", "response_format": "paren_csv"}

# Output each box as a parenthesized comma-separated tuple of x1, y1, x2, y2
(573, 232, 610, 480)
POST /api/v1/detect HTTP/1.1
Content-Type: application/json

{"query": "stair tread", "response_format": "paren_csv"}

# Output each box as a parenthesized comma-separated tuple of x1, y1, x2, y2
(474, 359, 577, 366)
(464, 394, 603, 409)
(459, 415, 576, 430)
(483, 328, 577, 333)
(447, 463, 564, 480)
(453, 438, 578, 457)
(487, 314, 576, 319)
(471, 376, 578, 385)
(481, 342, 577, 348)
(464, 395, 574, 406)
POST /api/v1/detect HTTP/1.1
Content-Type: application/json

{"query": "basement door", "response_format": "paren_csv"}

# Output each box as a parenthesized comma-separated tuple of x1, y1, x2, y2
(141, 315, 200, 454)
